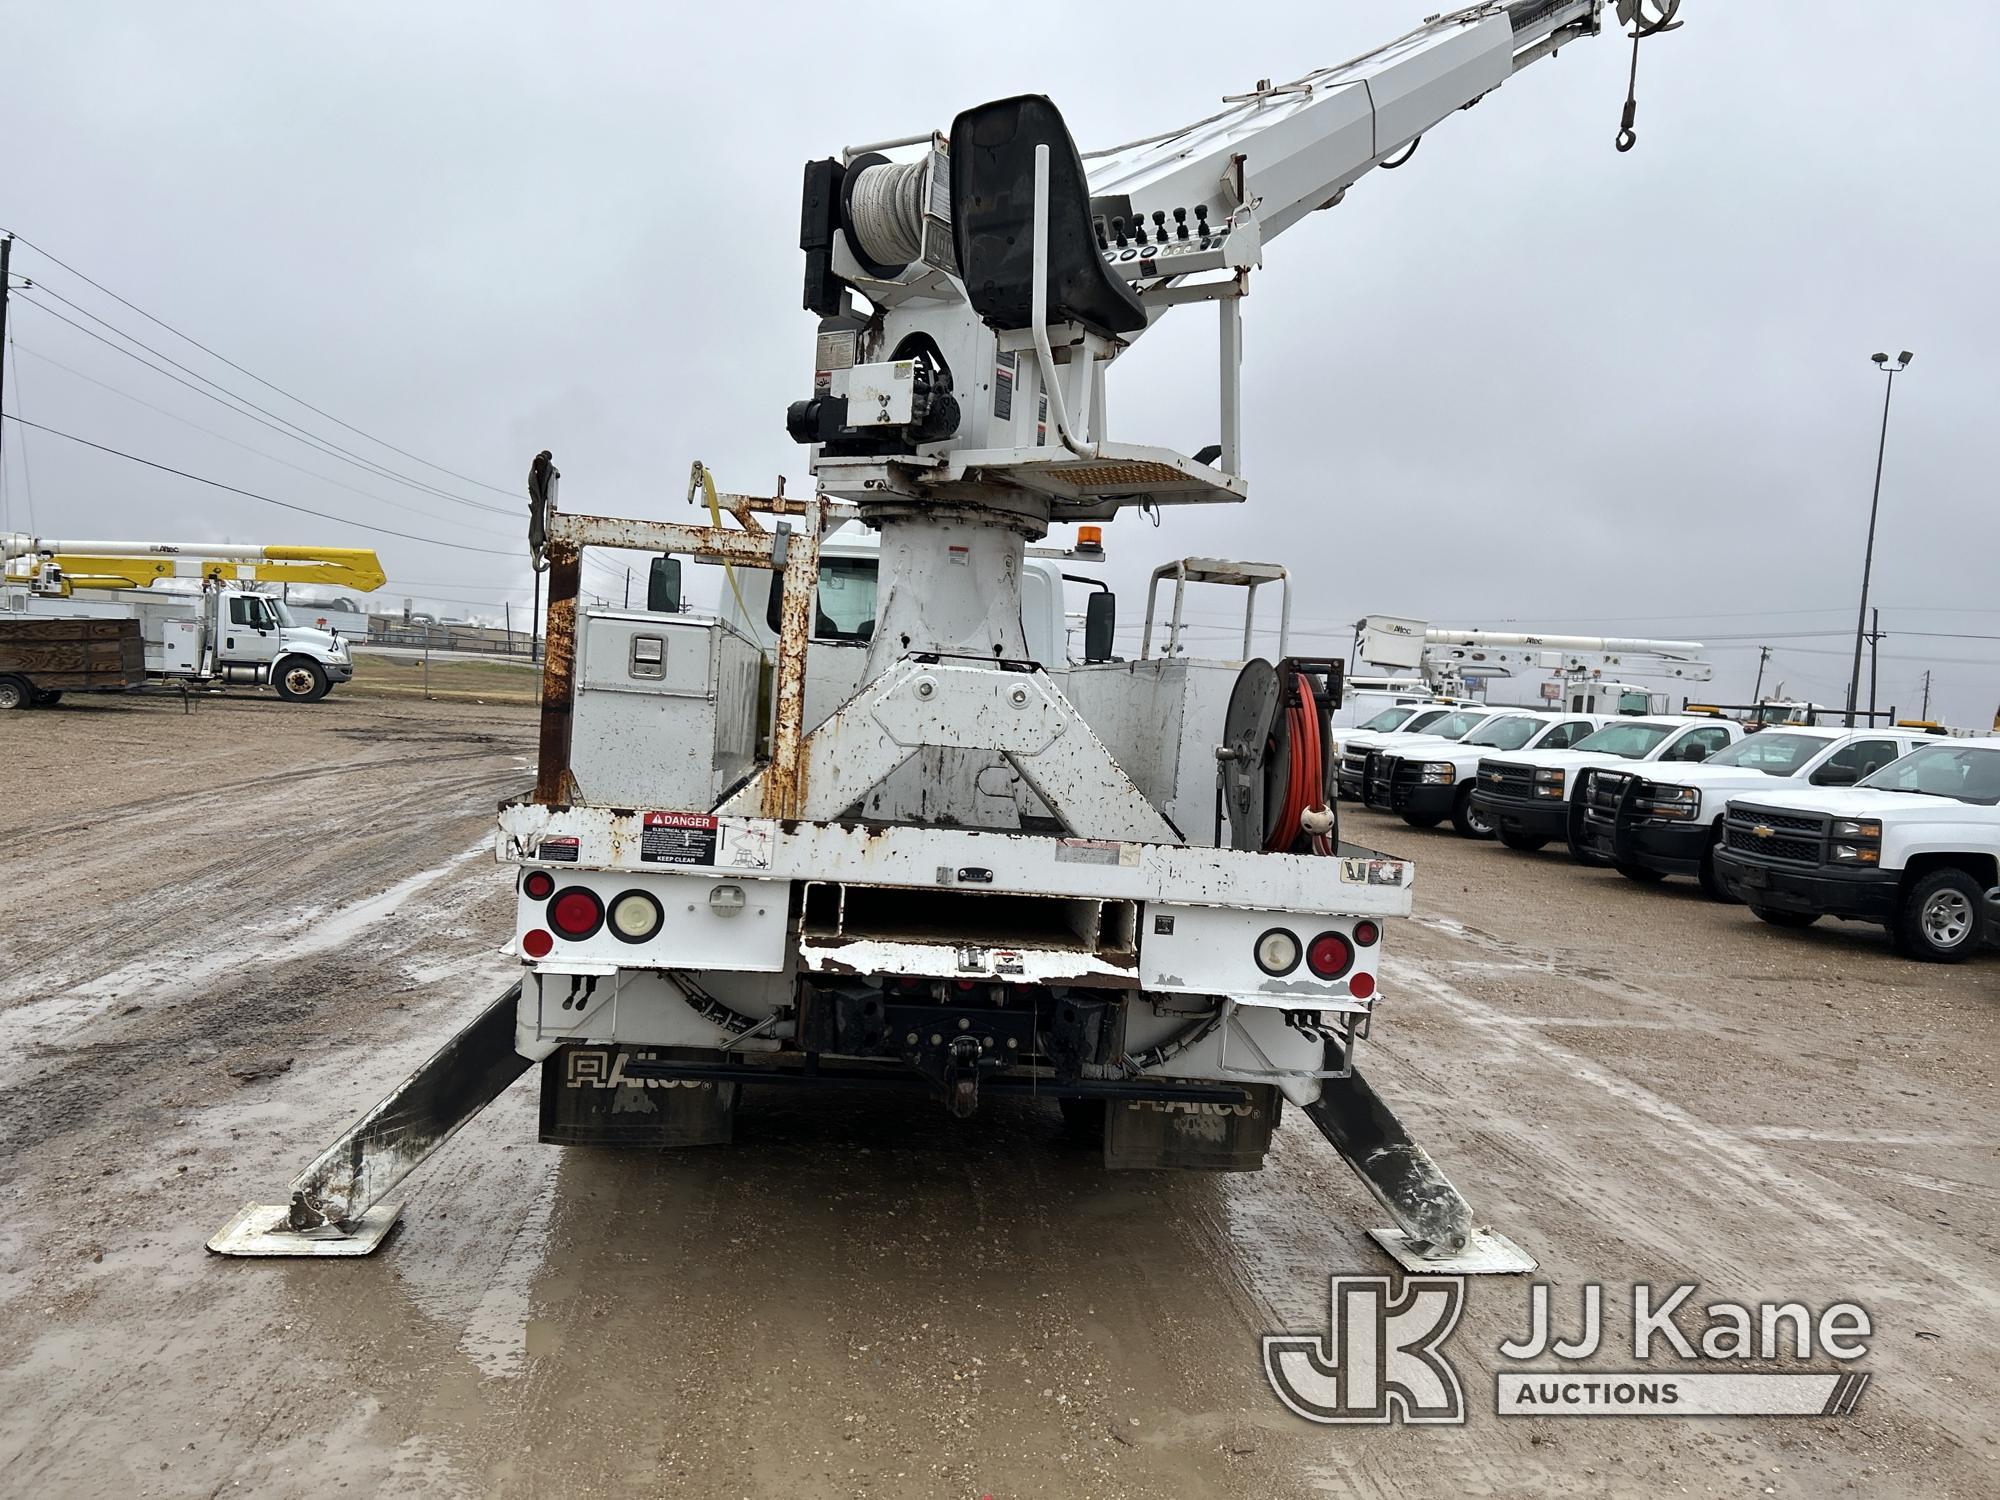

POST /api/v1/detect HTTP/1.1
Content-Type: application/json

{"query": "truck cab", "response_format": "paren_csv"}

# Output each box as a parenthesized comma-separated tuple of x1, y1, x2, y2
(1471, 715, 1746, 857)
(1713, 737, 2000, 962)
(1361, 710, 1606, 836)
(1577, 725, 1929, 900)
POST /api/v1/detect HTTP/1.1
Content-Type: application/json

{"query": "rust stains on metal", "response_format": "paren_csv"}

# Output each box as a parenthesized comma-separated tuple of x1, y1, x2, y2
(763, 501, 822, 822)
(534, 543, 582, 806)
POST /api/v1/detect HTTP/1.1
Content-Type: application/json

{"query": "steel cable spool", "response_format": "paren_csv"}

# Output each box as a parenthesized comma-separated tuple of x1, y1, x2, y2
(844, 158, 928, 274)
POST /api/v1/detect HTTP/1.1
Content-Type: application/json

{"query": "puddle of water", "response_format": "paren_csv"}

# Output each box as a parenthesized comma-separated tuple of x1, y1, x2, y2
(454, 1160, 560, 1379)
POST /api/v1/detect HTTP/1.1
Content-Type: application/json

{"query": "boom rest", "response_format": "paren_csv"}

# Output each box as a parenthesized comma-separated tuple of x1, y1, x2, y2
(950, 95, 1147, 339)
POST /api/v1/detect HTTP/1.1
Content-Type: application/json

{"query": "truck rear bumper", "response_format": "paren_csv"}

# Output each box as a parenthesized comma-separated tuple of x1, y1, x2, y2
(1712, 850, 1898, 920)
(1577, 811, 1708, 876)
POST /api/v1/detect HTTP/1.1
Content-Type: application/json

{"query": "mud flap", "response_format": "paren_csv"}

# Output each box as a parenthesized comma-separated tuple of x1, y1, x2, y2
(1304, 1043, 1535, 1275)
(207, 983, 531, 1257)
(1103, 1085, 1279, 1171)
(539, 1044, 738, 1146)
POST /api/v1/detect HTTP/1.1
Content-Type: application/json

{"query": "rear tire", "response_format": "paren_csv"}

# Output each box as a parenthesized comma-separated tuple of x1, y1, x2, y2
(1497, 829, 1548, 852)
(1400, 811, 1445, 829)
(1451, 785, 1495, 839)
(1059, 1097, 1107, 1141)
(273, 657, 330, 703)
(1893, 868, 1985, 963)
(1751, 905, 1818, 929)
(0, 677, 31, 710)
(1616, 863, 1667, 884)
(32, 690, 62, 706)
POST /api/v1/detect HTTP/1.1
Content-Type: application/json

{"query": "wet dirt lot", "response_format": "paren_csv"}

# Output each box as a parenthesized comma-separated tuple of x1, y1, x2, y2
(0, 692, 1993, 1498)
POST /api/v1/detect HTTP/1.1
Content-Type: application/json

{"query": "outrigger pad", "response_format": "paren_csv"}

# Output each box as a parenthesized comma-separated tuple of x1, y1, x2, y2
(1369, 1226, 1537, 1276)
(207, 1200, 403, 1258)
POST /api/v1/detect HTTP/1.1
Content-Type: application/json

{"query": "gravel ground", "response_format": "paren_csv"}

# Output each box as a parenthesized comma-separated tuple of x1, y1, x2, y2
(0, 691, 1991, 1497)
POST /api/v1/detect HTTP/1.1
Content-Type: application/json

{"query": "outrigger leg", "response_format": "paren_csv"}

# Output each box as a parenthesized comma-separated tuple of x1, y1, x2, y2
(208, 984, 532, 1257)
(1305, 1043, 1536, 1275)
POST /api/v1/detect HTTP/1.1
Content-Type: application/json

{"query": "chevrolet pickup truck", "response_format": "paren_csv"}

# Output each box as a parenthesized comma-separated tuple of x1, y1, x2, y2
(1470, 716, 1745, 858)
(1575, 726, 1927, 900)
(1360, 710, 1604, 836)
(1713, 737, 2000, 962)
(1330, 702, 1484, 801)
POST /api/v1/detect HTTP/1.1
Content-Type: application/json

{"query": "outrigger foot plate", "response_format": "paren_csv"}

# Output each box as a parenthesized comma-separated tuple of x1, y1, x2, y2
(208, 982, 528, 1258)
(208, 1200, 403, 1258)
(1369, 1227, 1536, 1276)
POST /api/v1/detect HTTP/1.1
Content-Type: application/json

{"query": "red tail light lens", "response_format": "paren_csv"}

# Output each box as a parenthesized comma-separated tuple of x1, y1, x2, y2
(1348, 970, 1376, 1001)
(1352, 920, 1379, 947)
(548, 887, 604, 940)
(521, 928, 554, 959)
(522, 870, 556, 902)
(1306, 932, 1355, 981)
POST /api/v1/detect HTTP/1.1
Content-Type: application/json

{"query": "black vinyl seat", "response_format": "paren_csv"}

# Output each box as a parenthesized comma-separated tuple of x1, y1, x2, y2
(950, 95, 1147, 339)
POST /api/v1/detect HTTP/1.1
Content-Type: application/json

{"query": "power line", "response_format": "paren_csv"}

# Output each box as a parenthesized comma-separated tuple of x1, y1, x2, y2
(13, 289, 513, 516)
(0, 229, 521, 499)
(12, 340, 517, 539)
(3, 324, 32, 534)
(1, 412, 522, 557)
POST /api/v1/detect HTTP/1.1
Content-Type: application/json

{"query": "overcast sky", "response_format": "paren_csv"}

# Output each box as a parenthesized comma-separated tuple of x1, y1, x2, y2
(3, 2, 1995, 727)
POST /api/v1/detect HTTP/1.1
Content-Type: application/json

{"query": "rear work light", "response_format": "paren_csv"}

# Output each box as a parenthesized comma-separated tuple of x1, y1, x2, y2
(1307, 932, 1355, 981)
(607, 889, 664, 943)
(548, 887, 605, 941)
(522, 870, 556, 902)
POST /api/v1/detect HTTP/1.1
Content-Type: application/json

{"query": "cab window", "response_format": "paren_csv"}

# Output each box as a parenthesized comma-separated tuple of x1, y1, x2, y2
(1704, 732, 1834, 775)
(767, 557, 880, 644)
(227, 597, 271, 628)
(1811, 738, 1902, 786)
(1402, 708, 1452, 734)
(1536, 719, 1593, 750)
(1661, 726, 1732, 762)
(1423, 711, 1485, 740)
(1358, 707, 1418, 732)
(1463, 716, 1541, 751)
(1859, 745, 2000, 804)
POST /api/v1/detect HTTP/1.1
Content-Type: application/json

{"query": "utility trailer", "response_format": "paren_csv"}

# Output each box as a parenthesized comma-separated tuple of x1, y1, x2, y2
(214, 0, 1689, 1269)
(0, 616, 146, 709)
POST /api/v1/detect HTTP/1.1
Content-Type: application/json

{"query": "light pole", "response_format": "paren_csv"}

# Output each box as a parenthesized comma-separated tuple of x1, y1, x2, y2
(1846, 350, 1911, 726)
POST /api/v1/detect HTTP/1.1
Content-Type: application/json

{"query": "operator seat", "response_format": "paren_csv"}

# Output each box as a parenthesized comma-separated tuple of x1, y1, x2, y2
(951, 95, 1148, 339)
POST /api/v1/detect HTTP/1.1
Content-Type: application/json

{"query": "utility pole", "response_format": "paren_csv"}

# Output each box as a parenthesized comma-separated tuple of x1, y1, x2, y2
(0, 234, 12, 493)
(1920, 669, 1932, 721)
(1750, 645, 1771, 703)
(531, 570, 541, 664)
(623, 567, 631, 609)
(504, 599, 512, 653)
(1867, 608, 1882, 723)
(1847, 350, 1911, 725)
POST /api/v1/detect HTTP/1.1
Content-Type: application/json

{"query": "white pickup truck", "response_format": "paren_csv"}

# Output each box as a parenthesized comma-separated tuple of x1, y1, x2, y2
(1469, 716, 1746, 859)
(1358, 710, 1605, 836)
(1574, 726, 1929, 900)
(1712, 737, 2000, 962)
(1332, 703, 1502, 802)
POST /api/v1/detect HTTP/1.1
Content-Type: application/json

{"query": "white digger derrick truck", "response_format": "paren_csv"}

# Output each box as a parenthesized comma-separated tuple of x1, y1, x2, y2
(213, 0, 1688, 1267)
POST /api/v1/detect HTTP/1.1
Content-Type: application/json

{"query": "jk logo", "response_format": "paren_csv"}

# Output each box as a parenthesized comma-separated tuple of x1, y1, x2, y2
(1263, 1276, 1467, 1425)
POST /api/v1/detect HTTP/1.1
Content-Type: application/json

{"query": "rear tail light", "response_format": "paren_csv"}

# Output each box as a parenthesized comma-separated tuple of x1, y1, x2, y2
(1352, 920, 1379, 947)
(522, 870, 556, 902)
(521, 928, 554, 959)
(607, 890, 664, 943)
(1348, 970, 1376, 1001)
(548, 887, 605, 940)
(1254, 928, 1303, 976)
(1307, 932, 1355, 981)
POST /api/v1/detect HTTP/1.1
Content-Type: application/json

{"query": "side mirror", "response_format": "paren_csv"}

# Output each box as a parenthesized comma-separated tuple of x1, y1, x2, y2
(647, 556, 682, 613)
(1083, 591, 1116, 663)
(1813, 764, 1860, 787)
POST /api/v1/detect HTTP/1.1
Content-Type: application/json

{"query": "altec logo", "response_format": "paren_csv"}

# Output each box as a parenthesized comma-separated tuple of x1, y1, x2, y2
(1263, 1276, 1466, 1425)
